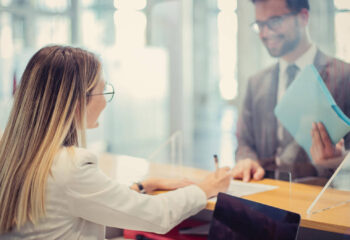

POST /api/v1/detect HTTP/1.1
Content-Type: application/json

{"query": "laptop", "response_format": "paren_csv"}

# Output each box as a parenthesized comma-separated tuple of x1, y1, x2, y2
(207, 192, 301, 240)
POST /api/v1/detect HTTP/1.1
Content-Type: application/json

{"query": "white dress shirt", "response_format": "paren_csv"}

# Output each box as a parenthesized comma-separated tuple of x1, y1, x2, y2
(277, 44, 317, 142)
(1, 147, 207, 240)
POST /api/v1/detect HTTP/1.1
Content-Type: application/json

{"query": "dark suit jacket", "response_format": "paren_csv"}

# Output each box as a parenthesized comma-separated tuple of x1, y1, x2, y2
(235, 50, 350, 179)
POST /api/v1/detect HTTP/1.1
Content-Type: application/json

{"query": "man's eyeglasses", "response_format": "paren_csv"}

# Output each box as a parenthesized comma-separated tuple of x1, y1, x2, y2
(250, 12, 296, 34)
(87, 82, 115, 102)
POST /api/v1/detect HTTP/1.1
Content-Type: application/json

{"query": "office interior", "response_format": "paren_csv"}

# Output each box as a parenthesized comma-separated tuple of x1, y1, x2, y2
(1, 0, 350, 239)
(0, 0, 349, 169)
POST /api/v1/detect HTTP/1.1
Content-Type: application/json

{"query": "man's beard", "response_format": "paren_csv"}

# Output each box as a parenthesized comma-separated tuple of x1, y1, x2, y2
(266, 32, 301, 58)
(264, 20, 302, 58)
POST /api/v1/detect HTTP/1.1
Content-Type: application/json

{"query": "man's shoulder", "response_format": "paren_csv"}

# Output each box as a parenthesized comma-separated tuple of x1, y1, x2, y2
(248, 63, 278, 83)
(317, 51, 350, 76)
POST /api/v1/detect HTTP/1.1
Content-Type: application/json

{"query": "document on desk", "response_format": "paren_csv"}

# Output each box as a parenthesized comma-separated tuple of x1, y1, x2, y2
(275, 64, 350, 157)
(209, 180, 278, 203)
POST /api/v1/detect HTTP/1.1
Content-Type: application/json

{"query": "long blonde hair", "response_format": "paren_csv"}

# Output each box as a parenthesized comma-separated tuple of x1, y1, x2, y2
(0, 46, 101, 233)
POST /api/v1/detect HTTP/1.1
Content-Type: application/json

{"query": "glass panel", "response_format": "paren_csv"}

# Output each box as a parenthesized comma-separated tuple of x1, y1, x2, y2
(307, 153, 350, 216)
(147, 131, 186, 179)
(97, 47, 170, 158)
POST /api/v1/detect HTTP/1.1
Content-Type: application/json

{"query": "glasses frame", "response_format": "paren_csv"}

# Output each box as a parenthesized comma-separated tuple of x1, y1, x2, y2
(87, 82, 115, 103)
(250, 12, 297, 34)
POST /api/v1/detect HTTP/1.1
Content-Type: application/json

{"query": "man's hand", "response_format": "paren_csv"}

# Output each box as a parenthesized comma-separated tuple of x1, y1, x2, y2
(232, 159, 265, 182)
(310, 122, 344, 168)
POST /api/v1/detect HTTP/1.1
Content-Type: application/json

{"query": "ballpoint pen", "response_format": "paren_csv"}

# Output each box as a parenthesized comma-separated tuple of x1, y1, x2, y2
(213, 154, 219, 171)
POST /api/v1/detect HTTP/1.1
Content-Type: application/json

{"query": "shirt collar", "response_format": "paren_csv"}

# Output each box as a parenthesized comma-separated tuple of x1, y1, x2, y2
(279, 44, 317, 74)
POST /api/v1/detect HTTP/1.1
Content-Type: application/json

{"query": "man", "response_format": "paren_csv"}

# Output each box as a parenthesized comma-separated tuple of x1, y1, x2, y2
(233, 0, 350, 182)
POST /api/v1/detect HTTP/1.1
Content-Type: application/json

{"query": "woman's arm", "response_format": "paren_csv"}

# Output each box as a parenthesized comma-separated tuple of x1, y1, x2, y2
(62, 149, 231, 234)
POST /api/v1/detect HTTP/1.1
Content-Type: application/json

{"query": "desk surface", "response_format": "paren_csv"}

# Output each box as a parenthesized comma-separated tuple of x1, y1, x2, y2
(99, 153, 350, 235)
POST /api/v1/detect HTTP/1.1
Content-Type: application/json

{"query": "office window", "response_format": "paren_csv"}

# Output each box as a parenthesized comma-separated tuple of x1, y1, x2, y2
(81, 0, 116, 48)
(217, 0, 238, 101)
(80, 0, 147, 50)
(0, 0, 71, 97)
(334, 0, 350, 62)
(0, 0, 71, 131)
(34, 0, 69, 11)
(36, 16, 70, 48)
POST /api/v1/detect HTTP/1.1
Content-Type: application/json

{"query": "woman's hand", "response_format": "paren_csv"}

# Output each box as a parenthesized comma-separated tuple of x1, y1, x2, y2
(196, 167, 232, 198)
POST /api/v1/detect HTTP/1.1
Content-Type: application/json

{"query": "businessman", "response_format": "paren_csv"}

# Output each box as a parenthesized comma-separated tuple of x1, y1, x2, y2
(233, 0, 350, 182)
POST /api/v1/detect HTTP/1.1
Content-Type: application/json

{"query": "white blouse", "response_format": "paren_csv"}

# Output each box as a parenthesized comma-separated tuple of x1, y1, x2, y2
(1, 147, 207, 240)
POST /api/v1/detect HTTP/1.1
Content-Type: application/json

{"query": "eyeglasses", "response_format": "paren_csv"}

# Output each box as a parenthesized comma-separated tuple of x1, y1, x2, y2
(87, 82, 115, 102)
(250, 12, 296, 33)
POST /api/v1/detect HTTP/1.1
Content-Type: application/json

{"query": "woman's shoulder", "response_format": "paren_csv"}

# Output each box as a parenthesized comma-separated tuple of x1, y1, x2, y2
(50, 147, 99, 183)
(55, 146, 98, 166)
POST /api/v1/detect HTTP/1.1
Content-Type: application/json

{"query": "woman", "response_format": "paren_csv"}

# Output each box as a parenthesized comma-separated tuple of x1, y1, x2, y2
(0, 46, 232, 239)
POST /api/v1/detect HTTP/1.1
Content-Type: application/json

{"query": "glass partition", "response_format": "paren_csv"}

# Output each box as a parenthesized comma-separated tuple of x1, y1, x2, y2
(307, 152, 350, 216)
(146, 131, 186, 179)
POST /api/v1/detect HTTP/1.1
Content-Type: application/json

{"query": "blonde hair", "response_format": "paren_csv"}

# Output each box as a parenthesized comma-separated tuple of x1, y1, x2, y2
(0, 46, 101, 233)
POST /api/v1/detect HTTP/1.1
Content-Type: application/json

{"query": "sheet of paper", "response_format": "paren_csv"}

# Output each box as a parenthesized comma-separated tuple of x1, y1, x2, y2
(209, 180, 278, 203)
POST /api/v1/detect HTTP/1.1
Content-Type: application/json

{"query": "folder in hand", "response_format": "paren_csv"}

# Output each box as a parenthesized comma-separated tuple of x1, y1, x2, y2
(274, 64, 350, 158)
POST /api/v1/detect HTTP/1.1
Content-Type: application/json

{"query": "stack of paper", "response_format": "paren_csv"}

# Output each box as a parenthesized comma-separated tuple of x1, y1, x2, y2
(274, 64, 350, 158)
(208, 180, 277, 203)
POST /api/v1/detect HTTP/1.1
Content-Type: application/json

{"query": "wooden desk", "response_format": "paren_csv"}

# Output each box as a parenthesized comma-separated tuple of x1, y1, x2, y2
(99, 153, 350, 235)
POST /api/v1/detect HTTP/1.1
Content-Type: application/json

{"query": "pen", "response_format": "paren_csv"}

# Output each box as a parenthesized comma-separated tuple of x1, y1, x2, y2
(213, 154, 219, 171)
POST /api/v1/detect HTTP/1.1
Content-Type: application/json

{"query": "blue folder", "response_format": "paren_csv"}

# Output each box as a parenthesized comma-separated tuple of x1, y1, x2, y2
(274, 64, 350, 158)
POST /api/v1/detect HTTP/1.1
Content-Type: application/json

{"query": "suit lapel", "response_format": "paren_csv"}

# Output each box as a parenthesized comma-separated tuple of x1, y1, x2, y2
(263, 63, 279, 156)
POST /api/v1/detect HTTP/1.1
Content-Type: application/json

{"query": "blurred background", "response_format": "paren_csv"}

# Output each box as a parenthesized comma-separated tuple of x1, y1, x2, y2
(0, 0, 349, 170)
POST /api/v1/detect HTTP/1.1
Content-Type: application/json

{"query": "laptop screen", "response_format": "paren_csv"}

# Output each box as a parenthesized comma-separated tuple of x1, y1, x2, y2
(208, 193, 300, 240)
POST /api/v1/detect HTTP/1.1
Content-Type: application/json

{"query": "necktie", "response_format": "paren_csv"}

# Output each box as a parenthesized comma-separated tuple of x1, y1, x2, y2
(285, 64, 299, 88)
